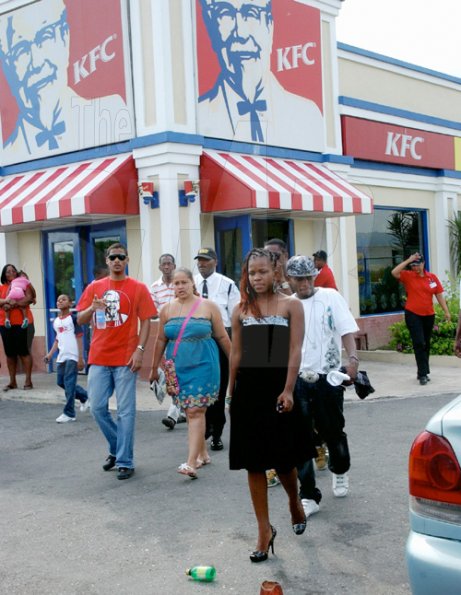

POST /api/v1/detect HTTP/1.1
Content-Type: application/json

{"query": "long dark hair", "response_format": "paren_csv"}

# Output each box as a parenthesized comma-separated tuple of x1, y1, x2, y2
(239, 248, 277, 318)
(1, 264, 18, 285)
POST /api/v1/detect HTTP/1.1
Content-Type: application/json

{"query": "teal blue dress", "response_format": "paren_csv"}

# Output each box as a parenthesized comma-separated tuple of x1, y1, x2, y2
(164, 317, 220, 409)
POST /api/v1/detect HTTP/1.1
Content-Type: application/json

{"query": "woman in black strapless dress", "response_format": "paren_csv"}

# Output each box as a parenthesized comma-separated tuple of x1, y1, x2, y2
(228, 248, 308, 563)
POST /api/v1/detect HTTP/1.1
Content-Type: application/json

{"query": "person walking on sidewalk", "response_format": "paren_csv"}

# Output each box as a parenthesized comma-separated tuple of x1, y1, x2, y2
(194, 247, 240, 451)
(150, 253, 186, 430)
(150, 267, 231, 479)
(286, 255, 359, 517)
(77, 243, 156, 480)
(45, 294, 89, 423)
(392, 253, 450, 385)
(228, 248, 307, 563)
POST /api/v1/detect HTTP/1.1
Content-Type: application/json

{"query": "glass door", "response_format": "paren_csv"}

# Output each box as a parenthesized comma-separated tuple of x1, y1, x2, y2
(214, 215, 252, 284)
(43, 222, 126, 368)
(44, 231, 84, 369)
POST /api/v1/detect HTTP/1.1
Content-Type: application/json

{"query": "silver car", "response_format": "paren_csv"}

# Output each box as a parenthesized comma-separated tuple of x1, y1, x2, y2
(406, 394, 461, 594)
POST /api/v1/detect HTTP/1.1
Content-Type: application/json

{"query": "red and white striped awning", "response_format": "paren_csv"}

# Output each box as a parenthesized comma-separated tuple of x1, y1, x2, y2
(0, 154, 139, 230)
(200, 150, 373, 215)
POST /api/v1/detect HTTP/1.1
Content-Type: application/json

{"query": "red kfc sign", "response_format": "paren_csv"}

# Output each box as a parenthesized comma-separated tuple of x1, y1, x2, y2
(0, 0, 131, 165)
(342, 116, 455, 169)
(195, 0, 324, 152)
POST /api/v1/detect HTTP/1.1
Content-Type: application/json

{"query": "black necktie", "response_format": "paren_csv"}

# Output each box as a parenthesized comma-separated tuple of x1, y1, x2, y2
(202, 279, 208, 298)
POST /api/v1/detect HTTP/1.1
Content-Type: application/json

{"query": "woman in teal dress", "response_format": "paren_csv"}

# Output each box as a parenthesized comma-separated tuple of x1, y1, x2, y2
(150, 268, 231, 478)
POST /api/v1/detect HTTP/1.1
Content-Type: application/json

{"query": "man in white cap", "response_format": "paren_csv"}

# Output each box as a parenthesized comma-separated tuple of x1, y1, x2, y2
(286, 255, 359, 516)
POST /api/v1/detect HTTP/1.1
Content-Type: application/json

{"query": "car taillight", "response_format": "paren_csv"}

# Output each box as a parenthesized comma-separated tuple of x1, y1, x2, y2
(409, 430, 461, 505)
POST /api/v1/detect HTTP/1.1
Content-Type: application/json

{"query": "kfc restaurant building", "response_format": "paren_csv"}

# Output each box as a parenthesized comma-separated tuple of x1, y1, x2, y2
(0, 0, 460, 367)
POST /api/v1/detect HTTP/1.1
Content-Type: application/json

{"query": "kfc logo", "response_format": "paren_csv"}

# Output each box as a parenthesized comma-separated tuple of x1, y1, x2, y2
(276, 42, 316, 71)
(0, 0, 132, 165)
(196, 0, 324, 152)
(385, 132, 424, 160)
(73, 34, 118, 84)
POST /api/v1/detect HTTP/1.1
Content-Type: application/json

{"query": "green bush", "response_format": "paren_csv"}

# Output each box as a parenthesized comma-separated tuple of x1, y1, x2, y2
(388, 273, 459, 356)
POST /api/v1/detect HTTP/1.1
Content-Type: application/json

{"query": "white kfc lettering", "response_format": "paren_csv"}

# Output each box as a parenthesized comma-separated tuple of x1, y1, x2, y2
(385, 132, 424, 160)
(73, 34, 117, 85)
(276, 42, 316, 71)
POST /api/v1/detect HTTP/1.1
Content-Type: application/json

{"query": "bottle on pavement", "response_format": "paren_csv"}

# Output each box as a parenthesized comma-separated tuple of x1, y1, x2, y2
(186, 566, 216, 582)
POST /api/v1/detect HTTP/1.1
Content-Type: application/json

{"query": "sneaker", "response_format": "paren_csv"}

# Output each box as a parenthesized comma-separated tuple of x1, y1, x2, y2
(117, 467, 135, 480)
(177, 414, 187, 424)
(210, 437, 224, 451)
(102, 455, 116, 471)
(266, 469, 281, 488)
(301, 498, 320, 518)
(162, 416, 176, 430)
(56, 413, 76, 423)
(315, 445, 328, 471)
(80, 400, 90, 412)
(332, 473, 349, 497)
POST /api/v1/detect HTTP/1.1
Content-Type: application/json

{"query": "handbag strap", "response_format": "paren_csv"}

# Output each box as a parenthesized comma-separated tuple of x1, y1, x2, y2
(172, 298, 202, 357)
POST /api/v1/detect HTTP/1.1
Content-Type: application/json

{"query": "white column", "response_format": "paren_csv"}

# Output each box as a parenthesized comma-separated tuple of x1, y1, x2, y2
(134, 142, 202, 286)
(434, 183, 458, 284)
(0, 232, 19, 268)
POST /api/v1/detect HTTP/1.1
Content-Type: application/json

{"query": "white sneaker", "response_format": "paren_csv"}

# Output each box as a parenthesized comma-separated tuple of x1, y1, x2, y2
(301, 498, 320, 518)
(332, 473, 349, 497)
(56, 413, 76, 423)
(80, 400, 90, 412)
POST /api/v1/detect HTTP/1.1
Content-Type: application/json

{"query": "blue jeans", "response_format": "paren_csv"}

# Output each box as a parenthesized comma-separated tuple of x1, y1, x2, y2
(294, 375, 350, 501)
(88, 365, 137, 469)
(57, 359, 88, 418)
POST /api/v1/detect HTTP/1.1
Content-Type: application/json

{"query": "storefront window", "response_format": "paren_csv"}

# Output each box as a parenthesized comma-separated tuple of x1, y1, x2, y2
(356, 208, 425, 315)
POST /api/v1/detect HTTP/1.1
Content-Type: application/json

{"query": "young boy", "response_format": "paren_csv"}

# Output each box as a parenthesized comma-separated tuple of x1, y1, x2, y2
(45, 294, 89, 423)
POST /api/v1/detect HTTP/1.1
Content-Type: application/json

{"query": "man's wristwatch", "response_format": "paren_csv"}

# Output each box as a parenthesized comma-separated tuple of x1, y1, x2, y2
(136, 345, 145, 352)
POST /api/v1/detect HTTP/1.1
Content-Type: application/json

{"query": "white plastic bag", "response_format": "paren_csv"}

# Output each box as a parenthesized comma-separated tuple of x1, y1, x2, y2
(150, 368, 167, 404)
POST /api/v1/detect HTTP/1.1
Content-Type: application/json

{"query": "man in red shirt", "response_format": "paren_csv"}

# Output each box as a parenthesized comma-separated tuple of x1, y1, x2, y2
(313, 250, 337, 290)
(77, 243, 157, 479)
(392, 252, 450, 385)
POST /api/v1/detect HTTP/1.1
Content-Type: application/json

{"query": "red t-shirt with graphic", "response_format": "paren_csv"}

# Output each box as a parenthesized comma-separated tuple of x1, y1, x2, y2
(399, 270, 444, 316)
(77, 277, 157, 366)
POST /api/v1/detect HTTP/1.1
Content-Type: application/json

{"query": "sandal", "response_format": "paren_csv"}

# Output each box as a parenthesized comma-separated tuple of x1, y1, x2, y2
(23, 384, 33, 390)
(177, 463, 197, 479)
(3, 384, 17, 392)
(196, 456, 211, 468)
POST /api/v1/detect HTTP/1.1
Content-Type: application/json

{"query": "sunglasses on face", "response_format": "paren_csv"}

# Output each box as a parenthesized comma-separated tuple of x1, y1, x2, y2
(107, 254, 127, 261)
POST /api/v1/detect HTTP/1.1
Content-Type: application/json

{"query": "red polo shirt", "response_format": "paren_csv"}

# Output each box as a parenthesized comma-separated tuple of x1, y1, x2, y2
(314, 264, 338, 290)
(399, 270, 444, 316)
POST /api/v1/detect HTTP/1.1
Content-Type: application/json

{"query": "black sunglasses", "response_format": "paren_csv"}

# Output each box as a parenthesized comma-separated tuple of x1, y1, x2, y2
(107, 254, 127, 261)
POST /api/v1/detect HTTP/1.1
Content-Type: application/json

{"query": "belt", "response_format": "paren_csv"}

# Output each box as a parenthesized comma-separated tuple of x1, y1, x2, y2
(298, 370, 326, 384)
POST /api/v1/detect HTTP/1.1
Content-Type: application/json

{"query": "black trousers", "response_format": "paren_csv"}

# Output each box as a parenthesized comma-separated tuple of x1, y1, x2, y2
(205, 331, 230, 440)
(404, 310, 435, 378)
(294, 375, 350, 502)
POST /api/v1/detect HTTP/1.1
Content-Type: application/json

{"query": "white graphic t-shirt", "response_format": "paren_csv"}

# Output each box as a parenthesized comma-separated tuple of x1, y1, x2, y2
(295, 288, 359, 374)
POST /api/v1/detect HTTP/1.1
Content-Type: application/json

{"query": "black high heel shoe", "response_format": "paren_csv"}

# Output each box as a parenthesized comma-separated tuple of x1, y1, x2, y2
(250, 525, 277, 563)
(292, 516, 307, 535)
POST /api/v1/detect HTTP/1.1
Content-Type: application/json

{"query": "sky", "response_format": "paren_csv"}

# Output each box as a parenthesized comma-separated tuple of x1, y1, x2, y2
(336, 0, 461, 79)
